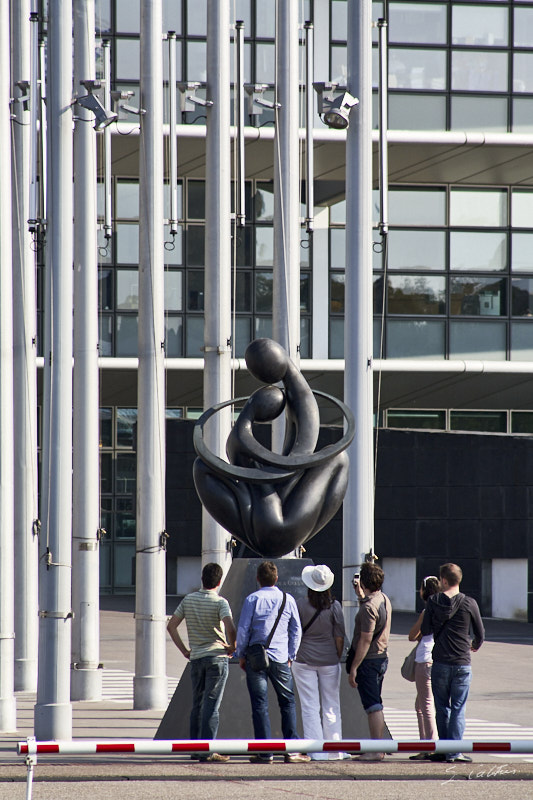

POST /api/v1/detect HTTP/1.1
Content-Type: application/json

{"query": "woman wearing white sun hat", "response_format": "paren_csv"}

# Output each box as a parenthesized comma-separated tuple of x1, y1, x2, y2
(292, 564, 346, 760)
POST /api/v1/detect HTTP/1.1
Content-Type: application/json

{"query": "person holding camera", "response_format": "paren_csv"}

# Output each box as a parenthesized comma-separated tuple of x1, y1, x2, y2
(348, 561, 392, 761)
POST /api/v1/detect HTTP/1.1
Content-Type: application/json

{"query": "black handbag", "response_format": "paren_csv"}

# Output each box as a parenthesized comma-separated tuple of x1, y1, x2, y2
(246, 592, 287, 672)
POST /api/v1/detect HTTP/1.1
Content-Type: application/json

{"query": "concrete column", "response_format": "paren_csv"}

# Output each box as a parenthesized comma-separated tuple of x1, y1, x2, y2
(71, 0, 102, 702)
(134, 0, 168, 711)
(343, 0, 375, 634)
(35, 0, 74, 740)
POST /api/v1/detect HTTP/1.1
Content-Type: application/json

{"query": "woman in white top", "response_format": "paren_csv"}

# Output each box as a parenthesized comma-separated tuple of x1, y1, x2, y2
(408, 575, 440, 760)
(292, 565, 346, 760)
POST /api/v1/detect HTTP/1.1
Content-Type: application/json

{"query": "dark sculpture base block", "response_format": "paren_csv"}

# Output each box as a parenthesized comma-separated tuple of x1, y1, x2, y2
(156, 558, 391, 743)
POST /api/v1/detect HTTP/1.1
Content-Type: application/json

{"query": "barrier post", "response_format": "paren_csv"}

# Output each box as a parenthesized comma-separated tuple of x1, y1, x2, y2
(24, 737, 36, 800)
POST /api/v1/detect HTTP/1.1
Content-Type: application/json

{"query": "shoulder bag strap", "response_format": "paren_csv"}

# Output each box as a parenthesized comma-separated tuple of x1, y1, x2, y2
(302, 607, 322, 634)
(265, 592, 287, 647)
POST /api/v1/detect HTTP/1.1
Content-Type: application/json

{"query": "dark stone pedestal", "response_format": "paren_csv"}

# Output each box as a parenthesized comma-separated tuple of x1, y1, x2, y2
(155, 557, 390, 742)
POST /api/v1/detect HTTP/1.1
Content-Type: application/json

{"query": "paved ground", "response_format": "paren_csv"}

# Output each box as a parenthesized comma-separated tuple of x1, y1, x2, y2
(1, 598, 533, 799)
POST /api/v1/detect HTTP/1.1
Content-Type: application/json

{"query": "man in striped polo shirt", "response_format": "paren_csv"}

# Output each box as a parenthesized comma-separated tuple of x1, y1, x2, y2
(167, 562, 236, 762)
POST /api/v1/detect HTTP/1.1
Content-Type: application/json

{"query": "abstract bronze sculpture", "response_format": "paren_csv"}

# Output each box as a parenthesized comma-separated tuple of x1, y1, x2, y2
(193, 338, 355, 558)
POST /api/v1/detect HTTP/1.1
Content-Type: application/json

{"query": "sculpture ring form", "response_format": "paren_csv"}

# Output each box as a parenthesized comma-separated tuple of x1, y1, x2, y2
(193, 389, 355, 485)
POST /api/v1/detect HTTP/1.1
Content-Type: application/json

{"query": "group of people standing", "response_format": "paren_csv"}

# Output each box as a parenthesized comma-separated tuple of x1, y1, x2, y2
(408, 562, 485, 763)
(167, 558, 483, 764)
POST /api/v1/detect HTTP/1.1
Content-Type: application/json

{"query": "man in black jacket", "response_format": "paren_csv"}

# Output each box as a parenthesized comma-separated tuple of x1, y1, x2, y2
(421, 562, 484, 764)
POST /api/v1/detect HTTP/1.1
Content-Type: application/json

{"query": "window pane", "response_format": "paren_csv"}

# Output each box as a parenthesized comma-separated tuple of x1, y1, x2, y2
(331, 0, 348, 40)
(450, 189, 506, 227)
(511, 278, 533, 316)
(511, 411, 533, 434)
(187, 0, 207, 35)
(300, 274, 310, 312)
(116, 314, 138, 356)
(388, 230, 446, 269)
(450, 277, 506, 316)
(450, 411, 506, 433)
(512, 191, 533, 228)
(235, 226, 252, 267)
(452, 5, 508, 46)
(164, 271, 182, 311)
(514, 7, 533, 47)
(389, 94, 447, 130)
(390, 188, 446, 226)
(255, 272, 273, 313)
(99, 313, 113, 356)
(116, 408, 137, 447)
(255, 183, 274, 221)
(452, 50, 507, 92)
(330, 228, 346, 269)
(374, 274, 385, 313)
(255, 317, 273, 339)
(187, 225, 205, 266)
(300, 317, 310, 358)
(113, 542, 135, 587)
(331, 45, 347, 84)
(511, 322, 533, 360)
(389, 3, 447, 44)
(451, 95, 508, 132)
(100, 452, 113, 493)
(116, 270, 139, 310)
(256, 2, 275, 38)
(165, 315, 183, 357)
(386, 319, 445, 358)
(330, 273, 345, 313)
(231, 0, 251, 29)
(116, 181, 139, 219)
(100, 408, 112, 448)
(187, 180, 205, 220)
(115, 39, 140, 81)
(450, 232, 507, 271)
(388, 275, 446, 314)
(513, 99, 533, 133)
(329, 318, 344, 358)
(163, 0, 182, 35)
(98, 268, 113, 310)
(234, 271, 252, 312)
(256, 43, 275, 83)
(115, 497, 136, 539)
(512, 233, 533, 272)
(187, 271, 204, 310)
(95, 0, 112, 34)
(116, 0, 140, 33)
(330, 199, 346, 225)
(187, 41, 206, 82)
(116, 453, 136, 493)
(514, 53, 533, 93)
(186, 316, 204, 357)
(256, 226, 274, 266)
(116, 224, 139, 264)
(389, 48, 446, 90)
(387, 409, 446, 429)
(449, 320, 506, 359)
(234, 317, 251, 358)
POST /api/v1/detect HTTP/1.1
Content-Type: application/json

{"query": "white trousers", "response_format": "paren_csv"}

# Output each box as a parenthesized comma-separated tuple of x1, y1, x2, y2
(292, 661, 343, 760)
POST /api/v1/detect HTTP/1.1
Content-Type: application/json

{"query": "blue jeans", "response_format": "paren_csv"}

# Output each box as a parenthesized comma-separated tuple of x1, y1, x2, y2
(245, 659, 298, 747)
(190, 656, 229, 740)
(431, 661, 472, 758)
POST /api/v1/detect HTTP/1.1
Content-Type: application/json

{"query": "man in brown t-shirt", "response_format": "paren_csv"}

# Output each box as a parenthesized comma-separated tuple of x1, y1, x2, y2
(348, 562, 392, 761)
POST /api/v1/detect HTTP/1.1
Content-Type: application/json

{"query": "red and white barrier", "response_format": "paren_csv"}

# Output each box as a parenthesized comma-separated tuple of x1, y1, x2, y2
(17, 737, 533, 756)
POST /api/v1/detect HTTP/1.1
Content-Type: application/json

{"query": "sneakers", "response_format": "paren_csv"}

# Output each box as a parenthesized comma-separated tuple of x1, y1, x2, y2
(409, 752, 432, 760)
(249, 755, 274, 764)
(427, 753, 447, 762)
(284, 753, 311, 763)
(199, 753, 230, 763)
(446, 754, 472, 763)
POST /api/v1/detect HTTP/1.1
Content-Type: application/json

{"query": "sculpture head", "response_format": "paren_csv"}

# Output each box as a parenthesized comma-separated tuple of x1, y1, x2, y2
(245, 338, 289, 385)
(248, 386, 286, 423)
